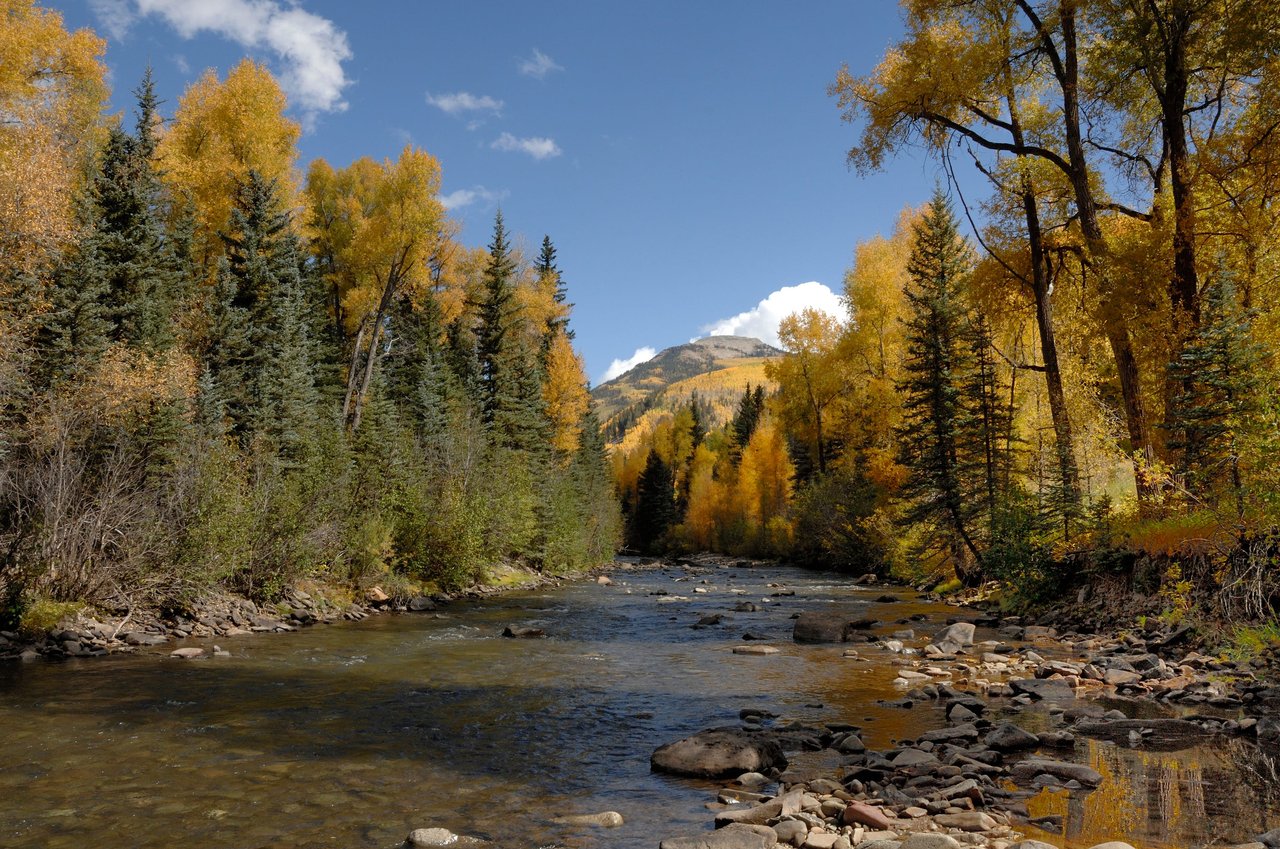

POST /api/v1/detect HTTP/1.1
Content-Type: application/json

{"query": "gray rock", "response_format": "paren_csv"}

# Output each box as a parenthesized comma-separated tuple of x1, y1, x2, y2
(773, 820, 808, 846)
(551, 811, 624, 827)
(1008, 841, 1058, 849)
(408, 596, 437, 612)
(985, 722, 1040, 751)
(652, 727, 788, 778)
(734, 645, 780, 655)
(406, 827, 458, 846)
(660, 823, 779, 849)
(793, 611, 876, 643)
(1084, 844, 1137, 849)
(1010, 758, 1103, 786)
(1008, 678, 1075, 702)
(715, 788, 804, 827)
(933, 812, 997, 832)
(858, 842, 903, 849)
(1256, 829, 1280, 849)
(170, 647, 204, 659)
(501, 626, 545, 638)
(901, 835, 963, 849)
(124, 631, 169, 646)
(932, 622, 975, 649)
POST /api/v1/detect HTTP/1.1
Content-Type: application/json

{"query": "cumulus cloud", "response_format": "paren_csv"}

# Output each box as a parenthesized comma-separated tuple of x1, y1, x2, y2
(599, 346, 657, 384)
(696, 281, 846, 349)
(519, 48, 562, 79)
(93, 0, 353, 118)
(492, 132, 561, 160)
(439, 186, 507, 211)
(426, 91, 503, 116)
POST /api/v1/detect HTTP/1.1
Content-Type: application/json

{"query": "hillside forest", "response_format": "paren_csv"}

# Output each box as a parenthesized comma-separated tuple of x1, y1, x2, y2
(0, 1, 620, 627)
(613, 0, 1280, 612)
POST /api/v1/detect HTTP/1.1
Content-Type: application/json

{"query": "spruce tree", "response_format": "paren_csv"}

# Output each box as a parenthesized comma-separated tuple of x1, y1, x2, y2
(956, 311, 1015, 537)
(1167, 267, 1262, 514)
(731, 384, 766, 461)
(896, 189, 984, 583)
(633, 449, 677, 553)
(537, 235, 573, 341)
(35, 202, 111, 386)
(475, 211, 516, 423)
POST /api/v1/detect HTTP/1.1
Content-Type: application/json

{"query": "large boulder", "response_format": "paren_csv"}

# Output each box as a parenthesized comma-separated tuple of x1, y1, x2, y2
(931, 622, 975, 653)
(985, 722, 1040, 752)
(660, 823, 779, 849)
(793, 611, 875, 643)
(652, 727, 788, 778)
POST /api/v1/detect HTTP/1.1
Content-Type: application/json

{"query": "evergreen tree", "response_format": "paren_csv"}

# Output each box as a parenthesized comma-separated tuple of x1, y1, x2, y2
(35, 203, 111, 386)
(475, 211, 516, 422)
(896, 189, 984, 583)
(956, 311, 1016, 539)
(537, 235, 573, 341)
(730, 384, 766, 461)
(632, 449, 677, 553)
(1167, 267, 1263, 515)
(254, 271, 319, 463)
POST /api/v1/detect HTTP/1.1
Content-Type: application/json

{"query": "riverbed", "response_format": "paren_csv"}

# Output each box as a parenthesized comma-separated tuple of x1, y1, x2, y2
(1, 562, 1277, 848)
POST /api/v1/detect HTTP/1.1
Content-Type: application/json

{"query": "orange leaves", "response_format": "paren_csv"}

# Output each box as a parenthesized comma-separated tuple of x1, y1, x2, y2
(0, 0, 106, 277)
(542, 331, 589, 454)
(158, 59, 300, 268)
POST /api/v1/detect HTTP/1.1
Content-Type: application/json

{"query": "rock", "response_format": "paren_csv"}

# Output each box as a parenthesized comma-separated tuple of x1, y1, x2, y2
(19, 648, 40, 661)
(903, 807, 927, 818)
(1075, 718, 1210, 750)
(934, 812, 997, 832)
(698, 614, 725, 626)
(408, 596, 436, 612)
(1010, 759, 1103, 786)
(716, 789, 805, 827)
(734, 645, 780, 655)
(948, 705, 978, 723)
(1103, 668, 1143, 686)
(932, 622, 976, 650)
(985, 722, 1040, 752)
(858, 842, 903, 849)
(551, 811, 624, 827)
(406, 828, 458, 846)
(793, 611, 876, 643)
(1022, 626, 1057, 640)
(735, 771, 772, 788)
(901, 835, 963, 849)
(1007, 842, 1058, 849)
(891, 748, 940, 767)
(1008, 678, 1075, 702)
(596, 575, 613, 585)
(169, 647, 204, 659)
(124, 631, 168, 646)
(842, 800, 892, 829)
(773, 820, 808, 846)
(1256, 829, 1280, 849)
(803, 834, 840, 849)
(365, 586, 390, 604)
(652, 727, 788, 778)
(1084, 844, 1137, 849)
(660, 823, 779, 849)
(501, 626, 545, 638)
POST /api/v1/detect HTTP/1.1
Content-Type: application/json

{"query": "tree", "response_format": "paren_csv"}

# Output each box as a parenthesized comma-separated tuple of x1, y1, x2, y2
(303, 147, 445, 431)
(632, 449, 677, 553)
(769, 308, 845, 475)
(158, 59, 300, 273)
(1167, 266, 1263, 515)
(730, 384, 766, 461)
(896, 190, 984, 583)
(474, 210, 517, 423)
(0, 0, 106, 280)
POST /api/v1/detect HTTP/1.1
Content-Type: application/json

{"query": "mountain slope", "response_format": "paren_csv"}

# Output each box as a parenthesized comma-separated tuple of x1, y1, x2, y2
(593, 336, 783, 445)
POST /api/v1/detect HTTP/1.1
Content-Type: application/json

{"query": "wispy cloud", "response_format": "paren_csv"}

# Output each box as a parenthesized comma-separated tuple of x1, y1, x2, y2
(440, 186, 508, 211)
(600, 346, 657, 384)
(426, 91, 503, 117)
(697, 282, 846, 348)
(519, 48, 562, 79)
(91, 0, 353, 119)
(492, 132, 561, 160)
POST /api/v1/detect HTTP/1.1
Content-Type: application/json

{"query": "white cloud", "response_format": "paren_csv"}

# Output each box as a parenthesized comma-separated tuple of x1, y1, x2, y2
(600, 346, 657, 384)
(519, 48, 562, 79)
(94, 0, 353, 118)
(88, 0, 134, 40)
(426, 91, 503, 116)
(492, 132, 561, 160)
(696, 281, 846, 349)
(439, 186, 507, 211)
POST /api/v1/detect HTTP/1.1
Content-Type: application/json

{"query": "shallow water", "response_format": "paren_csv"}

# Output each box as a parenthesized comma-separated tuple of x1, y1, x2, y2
(1, 563, 1277, 848)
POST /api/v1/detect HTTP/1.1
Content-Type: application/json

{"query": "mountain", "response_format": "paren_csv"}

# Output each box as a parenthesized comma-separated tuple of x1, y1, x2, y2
(593, 336, 784, 446)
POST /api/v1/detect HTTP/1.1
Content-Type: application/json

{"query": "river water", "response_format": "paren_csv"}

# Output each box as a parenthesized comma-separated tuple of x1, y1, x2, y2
(2, 562, 1278, 849)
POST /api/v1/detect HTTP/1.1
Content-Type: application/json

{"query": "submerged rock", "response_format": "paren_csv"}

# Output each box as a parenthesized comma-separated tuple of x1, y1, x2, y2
(660, 822, 779, 849)
(406, 827, 458, 846)
(551, 811, 623, 827)
(501, 626, 545, 639)
(793, 611, 876, 643)
(652, 727, 788, 778)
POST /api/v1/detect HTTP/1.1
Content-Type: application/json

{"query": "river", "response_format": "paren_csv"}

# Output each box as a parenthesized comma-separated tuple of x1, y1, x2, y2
(2, 562, 1278, 848)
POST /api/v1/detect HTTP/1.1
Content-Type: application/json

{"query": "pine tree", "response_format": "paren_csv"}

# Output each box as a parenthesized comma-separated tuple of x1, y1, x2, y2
(730, 384, 766, 462)
(896, 189, 984, 583)
(35, 202, 111, 386)
(633, 449, 677, 553)
(254, 271, 319, 463)
(537, 235, 573, 341)
(475, 211, 516, 422)
(1167, 267, 1263, 515)
(956, 311, 1017, 540)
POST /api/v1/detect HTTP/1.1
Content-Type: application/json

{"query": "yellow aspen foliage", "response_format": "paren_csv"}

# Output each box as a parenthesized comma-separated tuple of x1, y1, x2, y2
(0, 0, 106, 278)
(680, 443, 721, 550)
(768, 307, 845, 474)
(542, 331, 589, 453)
(158, 59, 300, 270)
(732, 415, 795, 555)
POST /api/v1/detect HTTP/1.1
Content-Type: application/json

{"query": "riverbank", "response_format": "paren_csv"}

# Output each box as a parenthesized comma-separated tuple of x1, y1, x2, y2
(0, 559, 646, 663)
(644, 569, 1280, 849)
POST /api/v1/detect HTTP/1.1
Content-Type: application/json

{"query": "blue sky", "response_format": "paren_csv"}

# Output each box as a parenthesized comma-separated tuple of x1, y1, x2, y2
(60, 0, 945, 384)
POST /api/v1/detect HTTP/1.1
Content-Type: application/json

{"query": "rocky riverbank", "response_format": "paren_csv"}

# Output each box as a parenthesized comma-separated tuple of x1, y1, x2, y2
(643, 565, 1280, 849)
(0, 561, 645, 663)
